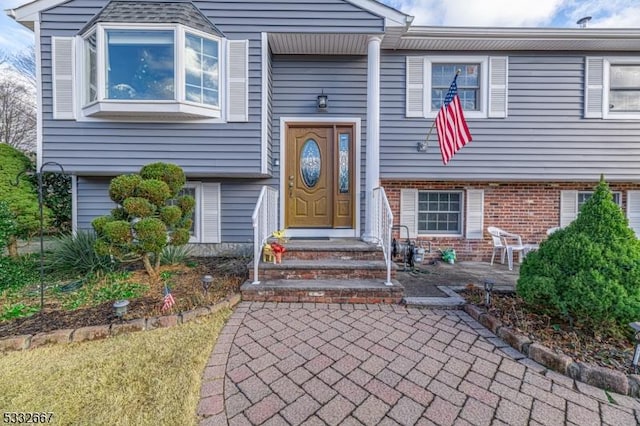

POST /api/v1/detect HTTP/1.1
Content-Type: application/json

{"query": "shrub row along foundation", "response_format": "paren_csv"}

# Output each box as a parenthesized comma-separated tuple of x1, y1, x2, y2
(0, 294, 241, 352)
(463, 304, 640, 397)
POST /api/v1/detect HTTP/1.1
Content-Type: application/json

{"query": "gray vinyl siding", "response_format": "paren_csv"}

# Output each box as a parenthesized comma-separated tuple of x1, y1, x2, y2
(77, 176, 266, 242)
(271, 54, 368, 230)
(380, 52, 640, 181)
(39, 0, 383, 176)
(220, 181, 265, 242)
(76, 177, 116, 230)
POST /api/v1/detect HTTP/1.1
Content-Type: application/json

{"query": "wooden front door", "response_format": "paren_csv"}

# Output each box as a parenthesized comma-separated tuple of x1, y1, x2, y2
(285, 124, 354, 229)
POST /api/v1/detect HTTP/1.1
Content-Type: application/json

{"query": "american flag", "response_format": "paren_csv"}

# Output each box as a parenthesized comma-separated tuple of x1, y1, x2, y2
(435, 73, 472, 165)
(162, 285, 176, 312)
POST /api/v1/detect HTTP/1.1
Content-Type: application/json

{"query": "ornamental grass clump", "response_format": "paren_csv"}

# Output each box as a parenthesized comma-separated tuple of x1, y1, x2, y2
(92, 163, 194, 281)
(517, 177, 640, 334)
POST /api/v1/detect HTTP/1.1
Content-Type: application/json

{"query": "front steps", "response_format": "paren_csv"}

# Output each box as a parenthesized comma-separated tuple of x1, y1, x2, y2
(242, 238, 403, 304)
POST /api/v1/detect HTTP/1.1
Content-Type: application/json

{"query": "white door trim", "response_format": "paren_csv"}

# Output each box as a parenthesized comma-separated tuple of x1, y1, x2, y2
(279, 117, 361, 238)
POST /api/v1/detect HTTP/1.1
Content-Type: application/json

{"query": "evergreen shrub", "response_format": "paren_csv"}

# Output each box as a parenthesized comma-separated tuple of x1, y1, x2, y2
(517, 177, 640, 332)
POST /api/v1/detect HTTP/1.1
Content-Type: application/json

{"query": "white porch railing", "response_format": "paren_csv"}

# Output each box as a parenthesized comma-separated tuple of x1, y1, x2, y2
(251, 186, 279, 284)
(372, 187, 394, 286)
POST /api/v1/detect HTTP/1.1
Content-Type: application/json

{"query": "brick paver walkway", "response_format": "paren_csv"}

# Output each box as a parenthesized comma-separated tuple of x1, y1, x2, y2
(198, 302, 640, 425)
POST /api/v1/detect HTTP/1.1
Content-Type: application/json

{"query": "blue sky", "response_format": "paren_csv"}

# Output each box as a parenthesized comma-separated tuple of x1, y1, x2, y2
(1, 0, 639, 56)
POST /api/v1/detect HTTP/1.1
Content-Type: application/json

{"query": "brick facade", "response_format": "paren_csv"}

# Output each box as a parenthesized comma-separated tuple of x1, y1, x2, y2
(382, 180, 640, 262)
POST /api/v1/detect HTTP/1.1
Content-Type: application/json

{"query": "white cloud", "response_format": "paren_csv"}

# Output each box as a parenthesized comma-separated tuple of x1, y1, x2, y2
(383, 0, 640, 28)
(0, 1, 34, 54)
(387, 0, 567, 26)
(562, 0, 640, 28)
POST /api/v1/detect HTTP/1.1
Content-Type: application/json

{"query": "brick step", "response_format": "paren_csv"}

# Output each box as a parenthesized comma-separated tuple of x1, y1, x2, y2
(282, 249, 383, 261)
(270, 239, 384, 261)
(240, 279, 404, 304)
(248, 259, 396, 281)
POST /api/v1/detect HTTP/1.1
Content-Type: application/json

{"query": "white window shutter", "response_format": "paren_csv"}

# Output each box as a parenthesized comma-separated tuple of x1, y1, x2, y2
(627, 191, 640, 237)
(400, 188, 418, 238)
(560, 190, 578, 227)
(227, 40, 248, 122)
(465, 189, 484, 239)
(52, 37, 75, 120)
(201, 183, 221, 243)
(584, 57, 604, 118)
(488, 57, 508, 118)
(406, 56, 424, 118)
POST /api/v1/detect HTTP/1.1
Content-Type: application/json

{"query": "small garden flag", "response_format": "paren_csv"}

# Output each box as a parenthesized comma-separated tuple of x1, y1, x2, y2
(435, 73, 472, 165)
(162, 285, 175, 312)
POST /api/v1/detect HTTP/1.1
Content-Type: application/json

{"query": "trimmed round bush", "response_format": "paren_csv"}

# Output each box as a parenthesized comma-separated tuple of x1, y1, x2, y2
(140, 162, 186, 196)
(103, 220, 133, 245)
(136, 179, 171, 207)
(159, 205, 182, 226)
(110, 207, 129, 221)
(109, 174, 143, 204)
(517, 178, 640, 331)
(179, 218, 194, 231)
(177, 195, 196, 216)
(91, 216, 113, 236)
(123, 197, 156, 218)
(133, 217, 167, 253)
(170, 228, 191, 246)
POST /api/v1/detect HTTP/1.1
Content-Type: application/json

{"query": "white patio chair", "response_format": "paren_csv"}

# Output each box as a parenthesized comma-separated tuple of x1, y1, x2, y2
(487, 226, 507, 265)
(546, 226, 561, 235)
(488, 226, 537, 270)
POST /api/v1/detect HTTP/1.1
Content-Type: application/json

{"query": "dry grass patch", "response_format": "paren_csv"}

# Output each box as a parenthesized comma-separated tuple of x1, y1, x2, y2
(0, 308, 231, 425)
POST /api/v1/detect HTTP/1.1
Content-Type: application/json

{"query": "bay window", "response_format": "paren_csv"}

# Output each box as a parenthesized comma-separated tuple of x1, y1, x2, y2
(81, 24, 223, 119)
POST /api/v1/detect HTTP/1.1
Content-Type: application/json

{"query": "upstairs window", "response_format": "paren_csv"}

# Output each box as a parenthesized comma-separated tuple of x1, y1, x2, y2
(185, 33, 219, 107)
(80, 25, 223, 120)
(586, 57, 640, 120)
(406, 56, 507, 119)
(431, 63, 480, 111)
(608, 65, 640, 113)
(105, 30, 175, 100)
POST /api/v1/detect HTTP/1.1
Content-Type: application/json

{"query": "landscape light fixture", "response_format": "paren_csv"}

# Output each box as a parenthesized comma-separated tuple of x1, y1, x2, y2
(113, 299, 130, 318)
(484, 279, 495, 307)
(201, 275, 214, 295)
(630, 322, 640, 373)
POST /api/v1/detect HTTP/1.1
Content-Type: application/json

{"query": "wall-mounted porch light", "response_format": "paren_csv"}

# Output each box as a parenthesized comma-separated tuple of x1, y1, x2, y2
(317, 91, 328, 111)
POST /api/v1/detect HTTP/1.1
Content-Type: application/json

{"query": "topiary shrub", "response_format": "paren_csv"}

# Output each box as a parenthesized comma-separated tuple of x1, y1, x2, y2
(517, 177, 640, 333)
(108, 174, 143, 204)
(92, 163, 194, 281)
(140, 162, 186, 195)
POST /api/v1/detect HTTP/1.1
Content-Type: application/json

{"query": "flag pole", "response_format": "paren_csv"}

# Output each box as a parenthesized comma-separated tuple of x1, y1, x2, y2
(420, 69, 461, 151)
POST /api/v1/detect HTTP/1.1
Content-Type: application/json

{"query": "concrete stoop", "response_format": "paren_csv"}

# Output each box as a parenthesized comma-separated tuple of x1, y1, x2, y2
(402, 286, 466, 309)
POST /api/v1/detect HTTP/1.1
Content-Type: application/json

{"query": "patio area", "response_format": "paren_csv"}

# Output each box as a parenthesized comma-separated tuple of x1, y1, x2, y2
(397, 261, 519, 298)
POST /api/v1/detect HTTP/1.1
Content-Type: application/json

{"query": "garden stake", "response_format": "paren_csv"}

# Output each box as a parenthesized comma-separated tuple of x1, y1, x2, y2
(14, 162, 67, 310)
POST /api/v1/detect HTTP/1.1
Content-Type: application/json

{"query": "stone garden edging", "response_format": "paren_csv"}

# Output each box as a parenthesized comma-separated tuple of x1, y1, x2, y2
(0, 294, 242, 352)
(463, 303, 640, 397)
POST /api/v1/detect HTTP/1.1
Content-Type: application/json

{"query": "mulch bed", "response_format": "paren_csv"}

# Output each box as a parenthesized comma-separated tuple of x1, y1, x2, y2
(463, 287, 636, 375)
(0, 257, 247, 338)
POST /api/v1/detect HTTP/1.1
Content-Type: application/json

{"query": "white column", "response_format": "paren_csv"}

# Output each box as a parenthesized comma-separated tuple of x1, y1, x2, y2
(363, 36, 382, 242)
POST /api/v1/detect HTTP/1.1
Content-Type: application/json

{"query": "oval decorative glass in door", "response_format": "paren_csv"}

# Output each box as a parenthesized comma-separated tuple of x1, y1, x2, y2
(300, 139, 321, 188)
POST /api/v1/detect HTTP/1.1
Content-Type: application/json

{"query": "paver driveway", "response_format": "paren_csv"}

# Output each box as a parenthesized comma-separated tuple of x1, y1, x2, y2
(198, 302, 640, 425)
